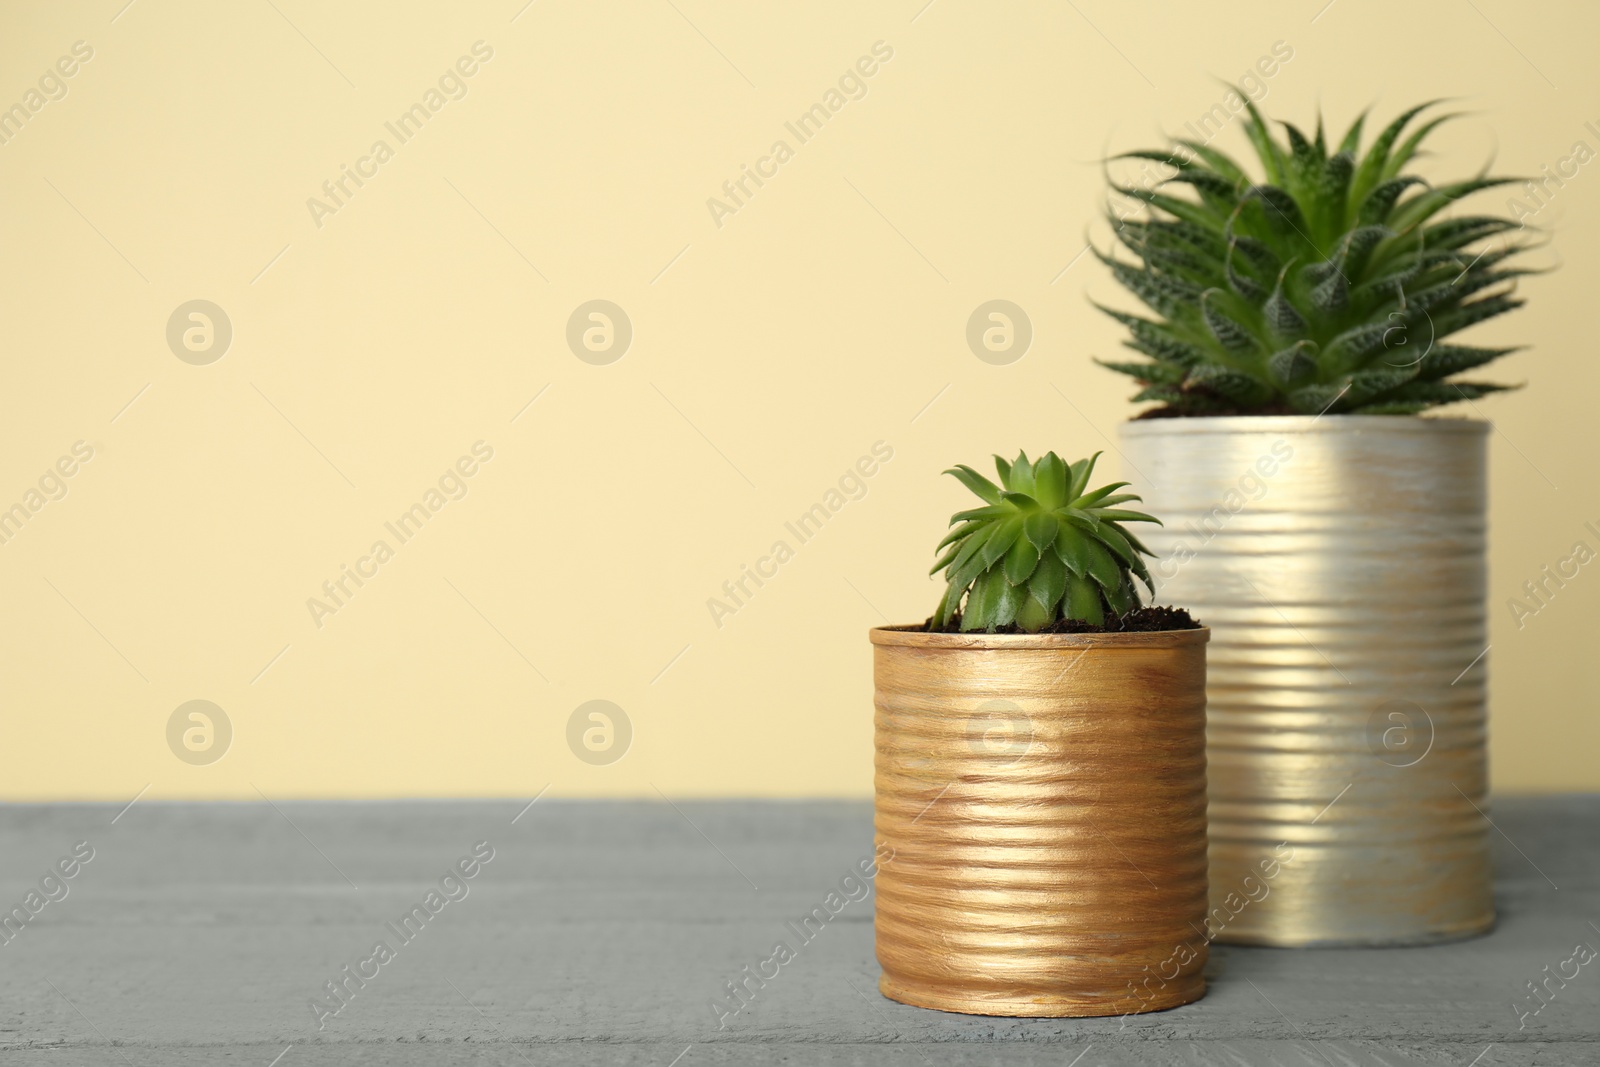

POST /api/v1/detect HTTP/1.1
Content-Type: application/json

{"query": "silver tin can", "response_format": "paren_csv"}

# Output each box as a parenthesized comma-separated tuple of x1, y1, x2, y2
(1119, 416, 1493, 946)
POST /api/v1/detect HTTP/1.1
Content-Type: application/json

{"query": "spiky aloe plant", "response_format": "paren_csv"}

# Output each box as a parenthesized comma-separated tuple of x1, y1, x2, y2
(1096, 100, 1535, 415)
(931, 451, 1159, 631)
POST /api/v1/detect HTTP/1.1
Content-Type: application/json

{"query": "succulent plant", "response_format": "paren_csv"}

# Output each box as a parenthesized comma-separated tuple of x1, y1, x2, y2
(931, 451, 1159, 631)
(1096, 100, 1536, 415)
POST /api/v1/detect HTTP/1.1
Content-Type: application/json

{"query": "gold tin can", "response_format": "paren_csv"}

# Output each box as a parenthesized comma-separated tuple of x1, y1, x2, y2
(871, 626, 1210, 1016)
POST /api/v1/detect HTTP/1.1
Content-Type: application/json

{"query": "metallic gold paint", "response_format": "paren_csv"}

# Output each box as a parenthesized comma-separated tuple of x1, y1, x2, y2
(870, 626, 1210, 1016)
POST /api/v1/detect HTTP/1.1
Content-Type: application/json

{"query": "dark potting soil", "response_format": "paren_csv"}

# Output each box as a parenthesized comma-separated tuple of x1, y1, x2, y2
(1135, 404, 1299, 419)
(921, 605, 1201, 635)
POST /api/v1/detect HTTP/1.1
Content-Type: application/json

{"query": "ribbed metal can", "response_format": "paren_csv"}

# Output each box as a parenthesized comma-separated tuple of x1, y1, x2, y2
(1119, 416, 1493, 946)
(871, 626, 1210, 1016)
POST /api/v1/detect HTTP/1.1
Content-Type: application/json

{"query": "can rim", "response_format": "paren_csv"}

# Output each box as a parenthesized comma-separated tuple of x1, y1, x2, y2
(1120, 414, 1490, 436)
(869, 625, 1210, 649)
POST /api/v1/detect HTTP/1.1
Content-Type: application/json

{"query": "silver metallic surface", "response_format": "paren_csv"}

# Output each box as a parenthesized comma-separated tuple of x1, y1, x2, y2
(1119, 416, 1493, 946)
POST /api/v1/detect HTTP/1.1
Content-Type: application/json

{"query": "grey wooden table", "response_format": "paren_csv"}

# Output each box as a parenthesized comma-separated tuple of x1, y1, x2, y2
(0, 797, 1595, 1065)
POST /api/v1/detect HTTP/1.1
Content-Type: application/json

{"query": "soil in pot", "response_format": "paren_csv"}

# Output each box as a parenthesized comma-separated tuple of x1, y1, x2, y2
(920, 605, 1200, 634)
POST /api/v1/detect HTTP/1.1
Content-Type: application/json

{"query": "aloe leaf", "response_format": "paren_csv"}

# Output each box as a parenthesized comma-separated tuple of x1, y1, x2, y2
(1347, 365, 1420, 405)
(1104, 573, 1138, 615)
(1028, 552, 1067, 614)
(1076, 481, 1132, 507)
(936, 520, 983, 552)
(993, 578, 1026, 628)
(1324, 322, 1396, 369)
(1097, 359, 1185, 384)
(960, 571, 1002, 631)
(1094, 305, 1211, 366)
(1131, 384, 1187, 404)
(1091, 509, 1161, 525)
(1127, 551, 1157, 596)
(1359, 176, 1428, 226)
(1002, 536, 1040, 585)
(1184, 364, 1275, 407)
(1015, 593, 1052, 632)
(1282, 122, 1322, 196)
(1024, 511, 1060, 552)
(1057, 507, 1102, 532)
(1095, 522, 1140, 565)
(1066, 573, 1105, 625)
(1111, 183, 1228, 230)
(1009, 452, 1035, 495)
(947, 544, 991, 597)
(1268, 341, 1318, 387)
(1383, 113, 1463, 180)
(1082, 539, 1123, 590)
(1389, 177, 1520, 233)
(1337, 110, 1368, 156)
(950, 505, 1009, 523)
(1116, 148, 1192, 169)
(1176, 140, 1250, 185)
(1054, 523, 1090, 576)
(980, 516, 1024, 569)
(1350, 100, 1443, 209)
(1309, 267, 1349, 313)
(947, 523, 995, 576)
(1067, 453, 1098, 500)
(1416, 344, 1520, 381)
(1289, 381, 1353, 415)
(1432, 292, 1524, 336)
(1000, 490, 1040, 510)
(1107, 521, 1154, 557)
(935, 579, 964, 627)
(1241, 98, 1288, 185)
(1384, 380, 1516, 406)
(1262, 264, 1307, 340)
(1226, 242, 1269, 302)
(1031, 453, 1068, 509)
(929, 542, 961, 576)
(943, 464, 1002, 504)
(1424, 216, 1520, 251)
(1243, 184, 1312, 243)
(1314, 152, 1355, 238)
(1099, 252, 1206, 317)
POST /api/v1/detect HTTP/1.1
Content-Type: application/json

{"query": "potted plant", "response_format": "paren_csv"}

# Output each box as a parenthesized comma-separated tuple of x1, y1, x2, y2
(1095, 101, 1533, 945)
(871, 451, 1211, 1017)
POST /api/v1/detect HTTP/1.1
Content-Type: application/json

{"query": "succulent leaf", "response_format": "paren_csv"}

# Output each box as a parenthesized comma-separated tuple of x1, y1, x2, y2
(936, 520, 984, 552)
(1268, 342, 1319, 387)
(1055, 522, 1090, 576)
(1024, 511, 1060, 551)
(1201, 290, 1258, 352)
(1416, 344, 1520, 381)
(1015, 593, 1052, 631)
(1184, 364, 1274, 407)
(944, 465, 1001, 505)
(1097, 359, 1187, 385)
(1066, 574, 1105, 626)
(1076, 481, 1132, 507)
(1002, 535, 1039, 585)
(1028, 552, 1068, 613)
(1104, 575, 1138, 616)
(980, 516, 1023, 569)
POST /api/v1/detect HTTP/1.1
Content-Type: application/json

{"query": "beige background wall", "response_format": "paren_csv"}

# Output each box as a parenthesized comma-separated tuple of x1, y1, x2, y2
(1, 0, 1594, 799)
